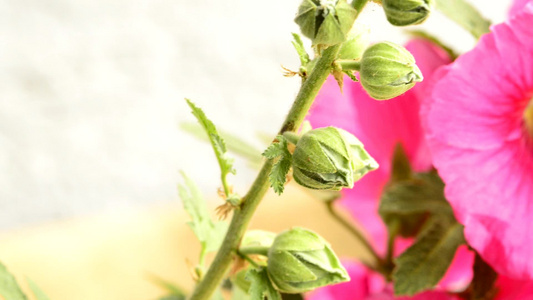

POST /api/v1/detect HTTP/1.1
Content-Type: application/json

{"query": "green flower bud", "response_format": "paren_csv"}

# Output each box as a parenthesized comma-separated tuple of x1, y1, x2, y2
(267, 227, 349, 293)
(382, 0, 433, 26)
(359, 42, 423, 100)
(295, 0, 357, 46)
(292, 127, 378, 191)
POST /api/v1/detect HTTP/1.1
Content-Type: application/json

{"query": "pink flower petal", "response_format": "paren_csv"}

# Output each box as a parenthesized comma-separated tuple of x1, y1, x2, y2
(495, 276, 533, 299)
(423, 4, 533, 280)
(509, 0, 532, 17)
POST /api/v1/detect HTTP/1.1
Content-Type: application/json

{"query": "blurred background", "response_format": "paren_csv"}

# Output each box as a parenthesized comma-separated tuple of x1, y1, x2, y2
(0, 0, 513, 299)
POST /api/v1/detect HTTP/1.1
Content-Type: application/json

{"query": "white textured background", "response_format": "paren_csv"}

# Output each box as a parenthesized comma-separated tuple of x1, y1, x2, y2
(0, 0, 511, 230)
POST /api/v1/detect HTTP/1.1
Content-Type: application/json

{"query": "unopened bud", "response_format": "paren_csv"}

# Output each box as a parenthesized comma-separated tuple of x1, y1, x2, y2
(267, 227, 349, 293)
(295, 0, 357, 46)
(382, 0, 433, 26)
(359, 42, 423, 100)
(292, 127, 378, 190)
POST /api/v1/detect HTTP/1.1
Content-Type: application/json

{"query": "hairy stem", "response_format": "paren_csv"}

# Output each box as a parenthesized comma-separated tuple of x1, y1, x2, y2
(188, 44, 341, 300)
(189, 2, 371, 298)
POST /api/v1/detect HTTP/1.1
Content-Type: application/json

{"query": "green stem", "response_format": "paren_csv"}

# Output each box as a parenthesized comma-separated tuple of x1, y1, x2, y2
(238, 245, 270, 257)
(221, 175, 231, 197)
(383, 220, 400, 280)
(188, 44, 342, 300)
(336, 60, 361, 71)
(282, 131, 300, 145)
(237, 251, 262, 268)
(325, 201, 383, 270)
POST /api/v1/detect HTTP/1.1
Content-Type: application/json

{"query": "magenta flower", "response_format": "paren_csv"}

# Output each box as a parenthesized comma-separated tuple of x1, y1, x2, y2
(422, 2, 533, 280)
(509, 0, 531, 16)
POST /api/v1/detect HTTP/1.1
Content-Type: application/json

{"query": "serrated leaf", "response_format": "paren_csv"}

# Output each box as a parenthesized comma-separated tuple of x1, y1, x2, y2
(27, 278, 51, 300)
(185, 99, 236, 181)
(0, 262, 28, 300)
(393, 217, 465, 296)
(262, 136, 292, 195)
(178, 172, 228, 253)
(246, 268, 282, 300)
(291, 33, 310, 66)
(435, 0, 490, 39)
(379, 172, 453, 237)
(180, 122, 262, 169)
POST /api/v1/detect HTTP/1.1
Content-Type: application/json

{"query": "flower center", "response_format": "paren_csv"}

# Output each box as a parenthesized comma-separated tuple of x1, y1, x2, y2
(525, 97, 533, 140)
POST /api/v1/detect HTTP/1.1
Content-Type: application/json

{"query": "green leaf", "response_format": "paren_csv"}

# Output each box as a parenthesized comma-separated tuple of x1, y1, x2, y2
(291, 33, 310, 66)
(393, 217, 465, 296)
(262, 136, 292, 195)
(27, 278, 51, 300)
(435, 0, 490, 39)
(180, 122, 262, 169)
(178, 172, 228, 253)
(379, 172, 453, 237)
(246, 268, 282, 300)
(470, 253, 498, 300)
(0, 262, 28, 300)
(185, 99, 236, 185)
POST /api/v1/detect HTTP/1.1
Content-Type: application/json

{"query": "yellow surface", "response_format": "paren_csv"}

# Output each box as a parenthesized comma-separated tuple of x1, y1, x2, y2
(0, 186, 367, 300)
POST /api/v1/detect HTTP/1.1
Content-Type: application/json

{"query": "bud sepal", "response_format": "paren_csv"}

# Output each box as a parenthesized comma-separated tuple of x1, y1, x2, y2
(295, 0, 357, 47)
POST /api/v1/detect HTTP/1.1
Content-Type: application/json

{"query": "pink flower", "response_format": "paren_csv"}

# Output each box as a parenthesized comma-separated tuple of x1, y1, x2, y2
(422, 2, 533, 280)
(509, 0, 531, 16)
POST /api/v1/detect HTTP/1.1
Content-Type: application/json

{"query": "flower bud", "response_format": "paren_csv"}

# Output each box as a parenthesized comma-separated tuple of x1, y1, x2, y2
(359, 42, 423, 100)
(295, 0, 357, 46)
(292, 127, 378, 190)
(382, 0, 433, 26)
(267, 227, 349, 293)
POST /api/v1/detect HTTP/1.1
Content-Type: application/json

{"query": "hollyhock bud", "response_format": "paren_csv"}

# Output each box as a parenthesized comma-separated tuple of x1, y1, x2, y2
(381, 0, 433, 26)
(291, 127, 378, 191)
(295, 0, 357, 46)
(359, 42, 423, 100)
(267, 227, 349, 293)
